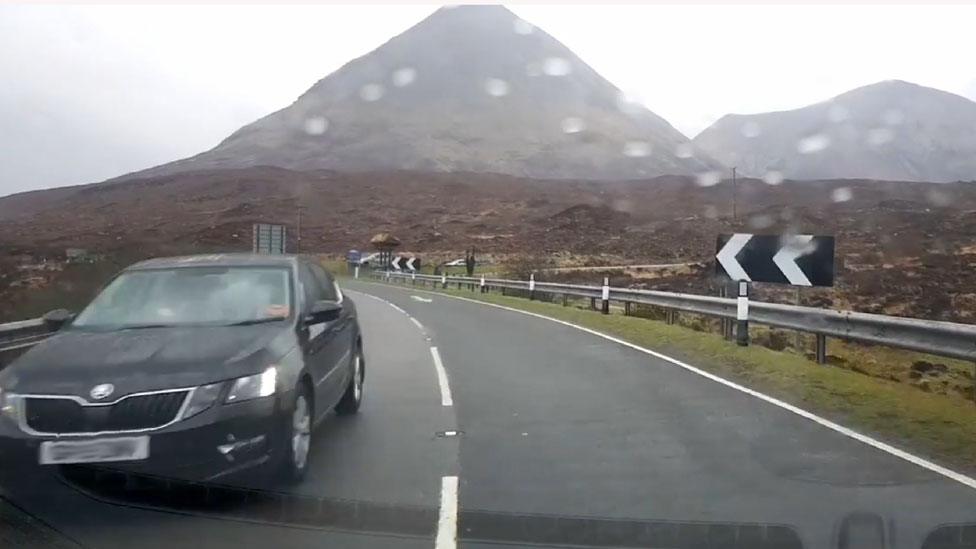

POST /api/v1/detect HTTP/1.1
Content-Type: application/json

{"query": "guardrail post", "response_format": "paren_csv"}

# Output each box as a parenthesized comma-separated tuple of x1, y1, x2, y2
(666, 309, 676, 325)
(601, 277, 610, 315)
(529, 273, 536, 301)
(411, 271, 416, 285)
(736, 281, 749, 347)
(590, 297, 596, 310)
(480, 276, 487, 293)
(624, 302, 631, 316)
(441, 273, 447, 289)
(562, 294, 569, 307)
(816, 334, 827, 364)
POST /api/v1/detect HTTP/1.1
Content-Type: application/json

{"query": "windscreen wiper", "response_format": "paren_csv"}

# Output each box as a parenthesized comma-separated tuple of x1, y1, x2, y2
(224, 317, 286, 326)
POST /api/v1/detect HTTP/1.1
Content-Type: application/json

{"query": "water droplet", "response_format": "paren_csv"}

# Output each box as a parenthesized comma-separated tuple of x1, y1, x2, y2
(359, 84, 384, 102)
(797, 134, 831, 154)
(749, 214, 774, 229)
(484, 78, 510, 97)
(762, 171, 784, 185)
(542, 57, 572, 76)
(926, 188, 951, 207)
(513, 18, 534, 35)
(704, 205, 719, 219)
(525, 63, 542, 77)
(303, 116, 329, 136)
(560, 117, 585, 134)
(623, 141, 651, 158)
(867, 127, 894, 146)
(740, 121, 761, 138)
(882, 109, 904, 126)
(831, 187, 853, 203)
(675, 143, 694, 159)
(696, 171, 722, 187)
(616, 91, 644, 115)
(828, 105, 850, 123)
(391, 67, 416, 87)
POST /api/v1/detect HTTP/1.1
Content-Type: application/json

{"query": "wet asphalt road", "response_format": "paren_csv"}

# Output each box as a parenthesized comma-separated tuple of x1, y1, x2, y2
(3, 279, 976, 548)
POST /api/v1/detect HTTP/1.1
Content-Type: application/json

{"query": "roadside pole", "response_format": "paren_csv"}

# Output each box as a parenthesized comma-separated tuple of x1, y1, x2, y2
(354, 265, 359, 279)
(441, 273, 447, 289)
(529, 273, 536, 301)
(736, 280, 750, 346)
(601, 277, 610, 314)
(480, 275, 486, 293)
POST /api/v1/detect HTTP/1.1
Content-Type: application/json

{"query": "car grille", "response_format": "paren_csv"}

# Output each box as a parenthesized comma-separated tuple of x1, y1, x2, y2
(24, 391, 189, 434)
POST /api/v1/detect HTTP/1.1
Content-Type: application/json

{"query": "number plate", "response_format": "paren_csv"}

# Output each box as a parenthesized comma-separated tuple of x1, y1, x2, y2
(39, 436, 150, 465)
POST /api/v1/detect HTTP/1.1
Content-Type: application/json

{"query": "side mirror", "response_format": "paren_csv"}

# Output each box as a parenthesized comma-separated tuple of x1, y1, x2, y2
(304, 301, 341, 325)
(42, 309, 74, 331)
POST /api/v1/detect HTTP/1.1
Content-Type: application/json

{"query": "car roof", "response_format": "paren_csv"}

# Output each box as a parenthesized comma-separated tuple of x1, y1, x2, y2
(126, 253, 301, 271)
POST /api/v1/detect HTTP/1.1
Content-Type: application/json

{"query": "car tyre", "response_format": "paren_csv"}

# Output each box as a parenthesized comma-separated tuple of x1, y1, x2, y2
(278, 383, 313, 484)
(335, 347, 364, 415)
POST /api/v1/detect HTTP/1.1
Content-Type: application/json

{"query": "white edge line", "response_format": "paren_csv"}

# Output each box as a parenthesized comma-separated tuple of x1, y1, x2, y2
(436, 475, 459, 549)
(359, 282, 976, 492)
(410, 317, 425, 330)
(430, 346, 454, 407)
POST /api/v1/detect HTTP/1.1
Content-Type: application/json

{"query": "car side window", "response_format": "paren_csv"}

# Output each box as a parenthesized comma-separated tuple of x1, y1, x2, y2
(298, 263, 324, 311)
(310, 263, 338, 301)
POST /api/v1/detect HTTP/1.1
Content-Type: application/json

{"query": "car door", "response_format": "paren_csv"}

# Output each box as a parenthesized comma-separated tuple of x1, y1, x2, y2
(310, 263, 355, 394)
(297, 261, 341, 413)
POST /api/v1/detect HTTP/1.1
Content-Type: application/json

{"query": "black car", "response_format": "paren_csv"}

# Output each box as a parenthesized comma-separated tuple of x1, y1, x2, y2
(0, 254, 364, 484)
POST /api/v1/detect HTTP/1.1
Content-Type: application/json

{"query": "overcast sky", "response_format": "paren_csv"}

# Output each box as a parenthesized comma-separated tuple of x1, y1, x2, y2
(2, 3, 975, 197)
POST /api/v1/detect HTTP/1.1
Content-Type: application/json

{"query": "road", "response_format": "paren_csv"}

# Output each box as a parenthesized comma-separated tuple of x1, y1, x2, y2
(4, 279, 976, 548)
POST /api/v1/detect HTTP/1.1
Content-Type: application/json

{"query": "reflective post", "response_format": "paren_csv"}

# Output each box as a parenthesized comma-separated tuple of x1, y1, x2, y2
(736, 280, 749, 347)
(529, 273, 536, 301)
(441, 273, 447, 289)
(601, 277, 610, 315)
(480, 275, 487, 293)
(412, 271, 416, 285)
(354, 266, 359, 279)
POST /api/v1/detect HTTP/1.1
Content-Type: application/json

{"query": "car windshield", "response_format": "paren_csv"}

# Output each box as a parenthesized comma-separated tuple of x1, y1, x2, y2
(71, 267, 292, 329)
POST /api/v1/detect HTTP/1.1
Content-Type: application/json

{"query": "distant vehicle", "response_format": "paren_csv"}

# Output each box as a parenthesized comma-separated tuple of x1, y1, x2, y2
(0, 254, 364, 484)
(444, 258, 466, 267)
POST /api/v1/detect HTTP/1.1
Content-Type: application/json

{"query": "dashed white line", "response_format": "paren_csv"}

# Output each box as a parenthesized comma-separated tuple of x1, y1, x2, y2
(435, 476, 459, 549)
(410, 317, 424, 330)
(359, 282, 976, 492)
(430, 346, 454, 407)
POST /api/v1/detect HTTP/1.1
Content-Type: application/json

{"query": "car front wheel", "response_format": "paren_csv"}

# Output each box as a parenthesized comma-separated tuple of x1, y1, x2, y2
(278, 384, 313, 483)
(335, 348, 364, 415)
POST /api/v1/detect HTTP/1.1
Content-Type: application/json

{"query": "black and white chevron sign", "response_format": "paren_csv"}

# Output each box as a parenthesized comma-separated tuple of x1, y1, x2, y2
(391, 256, 421, 271)
(715, 234, 835, 287)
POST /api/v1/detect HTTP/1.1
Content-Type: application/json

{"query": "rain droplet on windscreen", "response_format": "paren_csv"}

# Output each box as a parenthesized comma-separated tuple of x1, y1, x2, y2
(484, 78, 510, 97)
(828, 104, 850, 123)
(831, 187, 853, 203)
(866, 127, 894, 146)
(882, 109, 904, 126)
(616, 91, 643, 115)
(560, 117, 585, 134)
(623, 141, 651, 158)
(359, 84, 385, 102)
(797, 134, 831, 154)
(696, 171, 722, 187)
(526, 63, 542, 77)
(542, 57, 572, 76)
(749, 214, 774, 229)
(513, 18, 534, 35)
(740, 121, 761, 138)
(926, 188, 951, 207)
(303, 116, 329, 136)
(392, 67, 417, 88)
(675, 143, 694, 159)
(763, 171, 784, 185)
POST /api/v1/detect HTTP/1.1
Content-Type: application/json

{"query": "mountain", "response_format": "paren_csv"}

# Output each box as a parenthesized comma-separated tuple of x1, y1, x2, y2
(121, 5, 719, 182)
(692, 80, 976, 183)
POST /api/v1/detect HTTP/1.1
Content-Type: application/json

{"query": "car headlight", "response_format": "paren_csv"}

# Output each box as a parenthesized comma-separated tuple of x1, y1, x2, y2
(181, 382, 223, 419)
(225, 367, 277, 403)
(0, 386, 18, 421)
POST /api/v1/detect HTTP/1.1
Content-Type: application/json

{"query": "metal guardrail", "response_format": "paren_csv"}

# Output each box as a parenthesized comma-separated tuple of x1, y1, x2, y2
(0, 318, 55, 367)
(372, 271, 976, 365)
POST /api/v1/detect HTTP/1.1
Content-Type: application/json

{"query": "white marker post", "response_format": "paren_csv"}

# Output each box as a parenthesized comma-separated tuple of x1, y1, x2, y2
(736, 280, 750, 347)
(480, 275, 486, 293)
(529, 273, 536, 301)
(441, 273, 447, 289)
(601, 277, 610, 315)
(412, 271, 416, 285)
(354, 265, 359, 279)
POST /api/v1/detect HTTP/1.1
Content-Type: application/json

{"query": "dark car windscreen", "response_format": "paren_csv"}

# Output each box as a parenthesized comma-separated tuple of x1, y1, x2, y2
(71, 266, 293, 329)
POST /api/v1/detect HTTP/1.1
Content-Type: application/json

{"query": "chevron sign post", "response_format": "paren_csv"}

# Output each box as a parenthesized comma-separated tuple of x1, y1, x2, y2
(391, 256, 421, 272)
(715, 234, 835, 287)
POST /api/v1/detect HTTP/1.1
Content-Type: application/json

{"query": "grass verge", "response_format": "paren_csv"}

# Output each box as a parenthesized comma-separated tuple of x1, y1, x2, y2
(366, 278, 976, 475)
